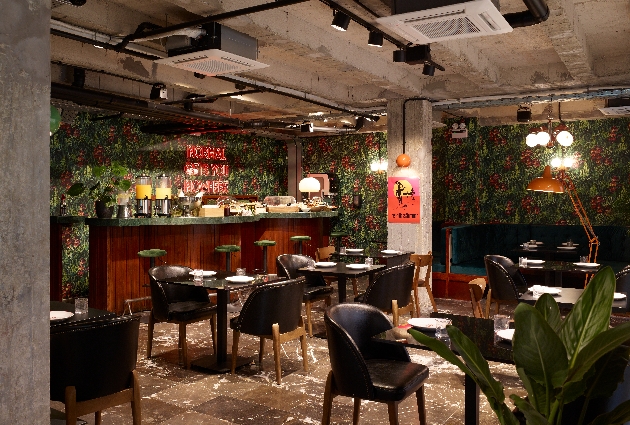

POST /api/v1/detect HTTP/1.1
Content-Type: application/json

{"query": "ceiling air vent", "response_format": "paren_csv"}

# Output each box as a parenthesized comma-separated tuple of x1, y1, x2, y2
(598, 98, 630, 116)
(376, 0, 512, 44)
(155, 24, 269, 77)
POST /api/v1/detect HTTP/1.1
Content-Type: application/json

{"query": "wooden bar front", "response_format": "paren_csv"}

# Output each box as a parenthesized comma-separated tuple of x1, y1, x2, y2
(86, 212, 336, 314)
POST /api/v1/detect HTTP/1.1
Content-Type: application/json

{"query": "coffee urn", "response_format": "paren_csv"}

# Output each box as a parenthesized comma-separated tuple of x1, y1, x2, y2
(134, 174, 153, 217)
(154, 173, 172, 217)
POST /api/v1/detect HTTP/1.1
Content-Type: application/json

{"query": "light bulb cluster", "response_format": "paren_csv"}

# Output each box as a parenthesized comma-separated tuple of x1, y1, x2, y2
(525, 120, 573, 147)
(370, 160, 388, 172)
(550, 157, 574, 168)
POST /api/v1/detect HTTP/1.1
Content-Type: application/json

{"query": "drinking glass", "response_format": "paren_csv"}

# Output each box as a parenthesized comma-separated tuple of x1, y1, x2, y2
(580, 256, 588, 263)
(193, 269, 203, 286)
(518, 257, 527, 267)
(339, 247, 347, 255)
(494, 314, 510, 343)
(75, 297, 88, 314)
(364, 257, 373, 268)
(521, 243, 529, 250)
(236, 268, 246, 276)
(434, 319, 451, 345)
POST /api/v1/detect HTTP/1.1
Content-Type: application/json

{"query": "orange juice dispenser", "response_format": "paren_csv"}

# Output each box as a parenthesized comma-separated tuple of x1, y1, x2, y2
(135, 174, 153, 217)
(154, 173, 172, 217)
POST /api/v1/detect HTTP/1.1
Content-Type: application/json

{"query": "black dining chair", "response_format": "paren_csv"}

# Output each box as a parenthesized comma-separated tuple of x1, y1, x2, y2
(276, 254, 334, 336)
(615, 266, 630, 312)
(354, 262, 415, 326)
(50, 315, 141, 425)
(147, 265, 217, 368)
(322, 303, 428, 425)
(484, 254, 529, 316)
(230, 277, 308, 384)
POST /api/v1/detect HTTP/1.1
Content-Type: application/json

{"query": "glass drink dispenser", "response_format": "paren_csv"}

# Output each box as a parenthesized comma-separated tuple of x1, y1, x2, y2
(154, 173, 172, 217)
(135, 174, 152, 217)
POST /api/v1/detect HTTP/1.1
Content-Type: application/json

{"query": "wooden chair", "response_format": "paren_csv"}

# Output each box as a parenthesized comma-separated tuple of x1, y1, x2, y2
(484, 255, 526, 316)
(468, 277, 489, 318)
(316, 245, 359, 297)
(409, 252, 437, 316)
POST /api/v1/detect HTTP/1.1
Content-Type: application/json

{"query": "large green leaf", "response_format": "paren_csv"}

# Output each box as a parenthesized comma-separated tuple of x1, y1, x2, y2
(584, 346, 630, 400)
(67, 183, 86, 196)
(408, 328, 469, 373)
(560, 267, 615, 363)
(589, 399, 630, 425)
(510, 395, 550, 425)
(513, 303, 569, 391)
(517, 366, 550, 416)
(535, 294, 562, 332)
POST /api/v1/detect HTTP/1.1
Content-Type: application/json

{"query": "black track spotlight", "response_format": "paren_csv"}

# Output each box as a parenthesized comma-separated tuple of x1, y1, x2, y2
(422, 64, 435, 76)
(331, 11, 350, 31)
(70, 0, 87, 5)
(301, 123, 314, 133)
(72, 68, 85, 88)
(193, 72, 206, 79)
(393, 48, 406, 62)
(517, 105, 532, 122)
(367, 31, 383, 47)
(150, 83, 167, 100)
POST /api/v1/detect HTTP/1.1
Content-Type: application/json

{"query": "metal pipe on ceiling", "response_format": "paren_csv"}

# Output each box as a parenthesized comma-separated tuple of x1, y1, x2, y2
(504, 0, 550, 28)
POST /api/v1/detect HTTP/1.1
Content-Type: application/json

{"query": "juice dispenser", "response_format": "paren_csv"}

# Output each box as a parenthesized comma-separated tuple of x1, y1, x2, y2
(154, 173, 172, 217)
(135, 174, 152, 217)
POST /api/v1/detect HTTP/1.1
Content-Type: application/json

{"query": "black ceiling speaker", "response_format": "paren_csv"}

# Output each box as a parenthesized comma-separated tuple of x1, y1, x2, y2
(517, 106, 532, 122)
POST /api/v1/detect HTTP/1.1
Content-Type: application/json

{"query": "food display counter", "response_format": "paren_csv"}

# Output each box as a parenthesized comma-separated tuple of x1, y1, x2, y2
(82, 211, 337, 314)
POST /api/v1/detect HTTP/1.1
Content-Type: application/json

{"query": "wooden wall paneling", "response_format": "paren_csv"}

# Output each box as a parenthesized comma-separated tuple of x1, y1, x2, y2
(240, 221, 257, 272)
(88, 226, 109, 311)
(111, 226, 127, 314)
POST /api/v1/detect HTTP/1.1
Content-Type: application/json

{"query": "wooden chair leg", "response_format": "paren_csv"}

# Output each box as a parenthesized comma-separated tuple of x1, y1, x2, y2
(413, 286, 420, 317)
(299, 317, 308, 372)
(416, 385, 426, 425)
(210, 315, 217, 354)
(272, 323, 282, 385)
(146, 311, 155, 358)
(424, 282, 438, 313)
(179, 323, 188, 368)
(231, 330, 240, 374)
(353, 398, 361, 425)
(131, 370, 141, 425)
(392, 299, 399, 327)
(485, 289, 492, 319)
(305, 301, 313, 337)
(259, 337, 265, 369)
(321, 371, 335, 425)
(64, 386, 78, 425)
(95, 411, 102, 425)
(387, 401, 399, 425)
(352, 278, 359, 297)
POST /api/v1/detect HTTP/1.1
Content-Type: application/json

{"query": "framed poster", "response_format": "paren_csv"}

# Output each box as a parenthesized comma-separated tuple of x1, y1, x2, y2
(387, 177, 420, 223)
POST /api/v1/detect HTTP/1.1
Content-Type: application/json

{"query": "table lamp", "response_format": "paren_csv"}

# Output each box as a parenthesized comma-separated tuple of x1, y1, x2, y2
(299, 177, 321, 201)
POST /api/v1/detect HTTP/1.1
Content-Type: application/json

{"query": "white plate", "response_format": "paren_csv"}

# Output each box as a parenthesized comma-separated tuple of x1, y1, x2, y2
(50, 311, 74, 321)
(497, 329, 515, 341)
(527, 259, 545, 264)
(557, 246, 577, 250)
(407, 318, 449, 331)
(529, 285, 562, 295)
(614, 293, 627, 300)
(315, 262, 336, 268)
(562, 242, 579, 246)
(573, 262, 599, 267)
(346, 248, 364, 253)
(381, 250, 400, 254)
(189, 270, 217, 277)
(346, 263, 369, 269)
(225, 276, 255, 283)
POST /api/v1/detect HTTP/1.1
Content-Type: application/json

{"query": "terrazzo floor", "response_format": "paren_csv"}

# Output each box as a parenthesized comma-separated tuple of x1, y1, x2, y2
(51, 285, 523, 425)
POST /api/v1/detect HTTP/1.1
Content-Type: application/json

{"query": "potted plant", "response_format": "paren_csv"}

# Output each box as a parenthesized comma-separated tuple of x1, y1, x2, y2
(67, 162, 132, 218)
(410, 266, 630, 425)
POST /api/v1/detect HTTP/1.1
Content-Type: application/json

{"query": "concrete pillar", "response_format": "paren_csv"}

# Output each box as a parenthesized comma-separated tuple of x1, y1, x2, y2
(387, 99, 434, 310)
(0, 1, 51, 423)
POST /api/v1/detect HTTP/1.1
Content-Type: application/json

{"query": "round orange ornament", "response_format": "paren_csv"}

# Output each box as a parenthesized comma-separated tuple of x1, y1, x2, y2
(396, 153, 411, 167)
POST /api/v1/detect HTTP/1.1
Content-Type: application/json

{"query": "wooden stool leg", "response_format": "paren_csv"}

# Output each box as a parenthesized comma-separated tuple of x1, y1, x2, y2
(305, 301, 313, 337)
(262, 246, 268, 273)
(210, 315, 217, 354)
(231, 331, 240, 374)
(64, 386, 78, 425)
(387, 401, 400, 425)
(353, 398, 361, 425)
(272, 323, 282, 384)
(416, 386, 427, 425)
(225, 253, 232, 272)
(321, 371, 335, 425)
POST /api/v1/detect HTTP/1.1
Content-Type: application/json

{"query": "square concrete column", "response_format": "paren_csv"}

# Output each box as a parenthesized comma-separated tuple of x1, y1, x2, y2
(0, 1, 51, 423)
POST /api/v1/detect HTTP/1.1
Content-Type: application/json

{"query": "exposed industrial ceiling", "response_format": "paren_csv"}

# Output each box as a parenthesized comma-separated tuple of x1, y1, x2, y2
(50, 0, 630, 138)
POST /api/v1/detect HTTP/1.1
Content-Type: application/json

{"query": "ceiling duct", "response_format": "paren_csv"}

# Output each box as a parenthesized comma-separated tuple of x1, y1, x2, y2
(376, 0, 512, 44)
(155, 23, 269, 77)
(598, 98, 630, 116)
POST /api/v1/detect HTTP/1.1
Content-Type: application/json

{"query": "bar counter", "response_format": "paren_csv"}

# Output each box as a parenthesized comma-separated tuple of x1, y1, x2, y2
(83, 211, 337, 314)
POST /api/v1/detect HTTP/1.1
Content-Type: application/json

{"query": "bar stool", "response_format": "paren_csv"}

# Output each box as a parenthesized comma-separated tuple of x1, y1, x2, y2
(215, 245, 241, 272)
(290, 235, 311, 255)
(330, 231, 348, 252)
(123, 249, 167, 315)
(254, 240, 276, 273)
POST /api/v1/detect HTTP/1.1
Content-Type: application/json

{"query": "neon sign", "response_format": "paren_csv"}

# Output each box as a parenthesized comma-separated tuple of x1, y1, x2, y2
(185, 145, 229, 194)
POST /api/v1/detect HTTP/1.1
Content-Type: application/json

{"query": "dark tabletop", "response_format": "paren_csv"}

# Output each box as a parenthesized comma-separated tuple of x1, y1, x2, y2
(298, 263, 387, 277)
(519, 287, 628, 312)
(50, 300, 116, 329)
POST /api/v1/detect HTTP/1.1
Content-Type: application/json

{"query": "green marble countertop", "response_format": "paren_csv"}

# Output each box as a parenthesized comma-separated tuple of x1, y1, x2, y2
(50, 216, 86, 225)
(80, 210, 337, 226)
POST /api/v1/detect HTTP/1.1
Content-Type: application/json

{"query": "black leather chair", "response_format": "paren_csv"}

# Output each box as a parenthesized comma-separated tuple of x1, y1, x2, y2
(484, 255, 529, 316)
(276, 254, 335, 336)
(615, 266, 630, 312)
(322, 303, 428, 425)
(50, 316, 141, 425)
(148, 265, 217, 368)
(355, 262, 415, 326)
(230, 277, 308, 384)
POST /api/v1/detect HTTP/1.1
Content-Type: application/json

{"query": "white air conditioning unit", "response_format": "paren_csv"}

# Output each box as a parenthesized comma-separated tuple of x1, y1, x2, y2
(598, 98, 630, 116)
(156, 49, 268, 76)
(376, 0, 512, 44)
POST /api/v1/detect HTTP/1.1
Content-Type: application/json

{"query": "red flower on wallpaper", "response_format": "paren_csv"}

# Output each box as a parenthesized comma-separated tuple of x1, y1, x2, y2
(505, 200, 514, 216)
(93, 145, 105, 165)
(590, 195, 609, 214)
(609, 176, 620, 193)
(341, 155, 354, 170)
(608, 126, 619, 142)
(520, 150, 540, 168)
(60, 170, 73, 189)
(459, 155, 468, 170)
(432, 155, 439, 170)
(521, 196, 540, 214)
(444, 174, 461, 190)
(459, 200, 467, 216)
(504, 155, 514, 170)
(590, 146, 604, 164)
(489, 128, 506, 146)
(489, 173, 507, 191)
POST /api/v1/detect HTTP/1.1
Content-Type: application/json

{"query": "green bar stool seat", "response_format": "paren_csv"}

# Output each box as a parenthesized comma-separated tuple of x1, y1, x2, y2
(290, 235, 311, 255)
(215, 245, 241, 272)
(330, 231, 349, 252)
(254, 240, 276, 273)
(124, 248, 167, 315)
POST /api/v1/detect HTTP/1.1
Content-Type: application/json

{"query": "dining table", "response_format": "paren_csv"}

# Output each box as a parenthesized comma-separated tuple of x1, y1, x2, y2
(512, 242, 582, 262)
(298, 263, 387, 303)
(50, 300, 116, 331)
(331, 249, 412, 268)
(519, 287, 628, 312)
(162, 272, 269, 373)
(373, 313, 513, 425)
(518, 259, 601, 287)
